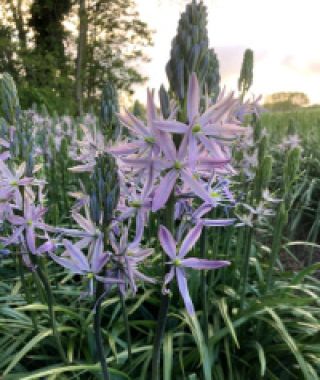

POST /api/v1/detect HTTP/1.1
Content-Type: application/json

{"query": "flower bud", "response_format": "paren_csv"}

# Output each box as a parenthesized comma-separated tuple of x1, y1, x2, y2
(100, 82, 120, 140)
(284, 147, 301, 190)
(89, 152, 120, 228)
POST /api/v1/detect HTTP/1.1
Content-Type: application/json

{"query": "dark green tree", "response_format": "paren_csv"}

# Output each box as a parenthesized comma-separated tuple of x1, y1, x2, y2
(83, 0, 152, 105)
(28, 0, 72, 84)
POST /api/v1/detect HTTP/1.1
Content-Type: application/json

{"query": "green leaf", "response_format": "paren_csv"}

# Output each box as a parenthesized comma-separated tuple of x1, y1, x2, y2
(3, 327, 74, 376)
(216, 298, 239, 348)
(163, 332, 173, 380)
(252, 341, 266, 377)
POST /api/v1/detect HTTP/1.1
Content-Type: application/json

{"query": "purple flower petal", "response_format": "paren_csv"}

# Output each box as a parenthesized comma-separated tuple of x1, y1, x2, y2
(180, 171, 212, 204)
(158, 225, 176, 259)
(202, 218, 236, 227)
(7, 215, 25, 225)
(176, 267, 195, 315)
(178, 223, 203, 258)
(72, 212, 96, 234)
(162, 267, 175, 294)
(63, 239, 90, 271)
(26, 226, 36, 254)
(36, 241, 55, 255)
(181, 258, 230, 270)
(95, 275, 125, 284)
(49, 252, 85, 274)
(90, 235, 105, 273)
(152, 170, 177, 212)
(153, 120, 188, 134)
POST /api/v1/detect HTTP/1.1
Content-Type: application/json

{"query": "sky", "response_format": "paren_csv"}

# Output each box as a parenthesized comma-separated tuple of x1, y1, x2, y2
(134, 0, 320, 104)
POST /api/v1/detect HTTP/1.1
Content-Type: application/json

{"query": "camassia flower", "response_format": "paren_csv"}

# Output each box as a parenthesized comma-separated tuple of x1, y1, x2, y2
(117, 184, 153, 246)
(158, 224, 230, 315)
(109, 227, 155, 295)
(0, 161, 33, 207)
(5, 194, 48, 254)
(50, 237, 123, 289)
(153, 73, 245, 167)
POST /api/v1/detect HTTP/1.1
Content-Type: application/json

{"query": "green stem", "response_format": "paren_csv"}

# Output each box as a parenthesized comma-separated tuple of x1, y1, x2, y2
(151, 293, 170, 380)
(119, 289, 132, 361)
(29, 253, 67, 363)
(94, 286, 110, 380)
(266, 205, 287, 291)
(17, 254, 38, 332)
(151, 194, 175, 380)
(239, 226, 253, 309)
(200, 226, 208, 344)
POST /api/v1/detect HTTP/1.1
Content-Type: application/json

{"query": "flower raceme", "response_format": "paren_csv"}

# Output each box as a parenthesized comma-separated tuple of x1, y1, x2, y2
(159, 224, 230, 315)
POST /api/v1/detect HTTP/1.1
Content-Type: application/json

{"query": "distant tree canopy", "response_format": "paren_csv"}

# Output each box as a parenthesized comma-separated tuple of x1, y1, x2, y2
(264, 92, 310, 111)
(0, 0, 152, 114)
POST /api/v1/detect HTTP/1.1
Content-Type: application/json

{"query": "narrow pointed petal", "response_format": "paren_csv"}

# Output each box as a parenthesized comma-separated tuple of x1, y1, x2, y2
(181, 258, 230, 270)
(152, 170, 177, 212)
(162, 267, 175, 294)
(178, 222, 203, 258)
(187, 73, 200, 123)
(95, 275, 125, 284)
(176, 268, 195, 315)
(202, 218, 236, 227)
(132, 210, 145, 247)
(193, 204, 212, 219)
(63, 239, 90, 271)
(26, 226, 36, 254)
(159, 132, 177, 161)
(153, 120, 188, 134)
(124, 110, 149, 136)
(180, 171, 212, 204)
(108, 142, 141, 155)
(72, 212, 96, 234)
(49, 253, 85, 274)
(188, 134, 198, 168)
(158, 225, 176, 259)
(69, 163, 95, 173)
(3, 226, 24, 246)
(90, 235, 104, 273)
(36, 241, 55, 255)
(147, 88, 157, 127)
(7, 215, 25, 225)
(177, 133, 189, 161)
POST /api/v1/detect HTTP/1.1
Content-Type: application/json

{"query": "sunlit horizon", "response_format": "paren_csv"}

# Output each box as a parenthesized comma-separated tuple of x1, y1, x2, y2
(134, 0, 320, 105)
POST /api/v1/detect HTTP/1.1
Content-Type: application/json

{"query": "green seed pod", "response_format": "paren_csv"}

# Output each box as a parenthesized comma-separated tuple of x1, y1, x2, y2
(287, 118, 297, 136)
(159, 85, 170, 119)
(206, 48, 220, 102)
(132, 100, 145, 120)
(238, 49, 254, 99)
(252, 113, 263, 143)
(100, 82, 120, 141)
(283, 147, 301, 190)
(0, 73, 20, 125)
(260, 155, 273, 188)
(89, 152, 120, 228)
(255, 155, 273, 201)
(258, 135, 268, 166)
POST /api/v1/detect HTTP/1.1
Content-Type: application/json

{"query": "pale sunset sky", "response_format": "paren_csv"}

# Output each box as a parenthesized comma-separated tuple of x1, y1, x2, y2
(134, 0, 320, 104)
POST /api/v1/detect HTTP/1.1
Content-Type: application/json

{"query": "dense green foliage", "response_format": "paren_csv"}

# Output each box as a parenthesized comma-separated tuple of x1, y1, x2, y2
(0, 0, 152, 114)
(0, 75, 320, 379)
(0, 0, 320, 378)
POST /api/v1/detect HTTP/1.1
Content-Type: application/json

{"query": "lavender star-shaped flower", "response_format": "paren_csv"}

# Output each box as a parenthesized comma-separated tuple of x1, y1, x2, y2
(159, 223, 230, 315)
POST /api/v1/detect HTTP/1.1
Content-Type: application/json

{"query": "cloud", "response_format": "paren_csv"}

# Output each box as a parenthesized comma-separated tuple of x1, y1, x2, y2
(308, 61, 320, 74)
